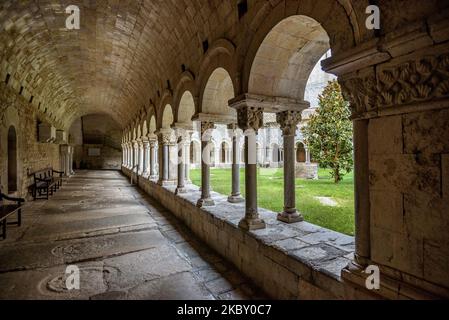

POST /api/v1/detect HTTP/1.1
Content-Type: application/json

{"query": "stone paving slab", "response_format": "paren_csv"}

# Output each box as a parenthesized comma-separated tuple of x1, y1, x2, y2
(0, 230, 166, 272)
(0, 170, 265, 300)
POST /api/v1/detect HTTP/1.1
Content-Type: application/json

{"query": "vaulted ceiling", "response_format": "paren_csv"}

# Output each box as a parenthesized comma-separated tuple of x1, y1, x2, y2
(0, 0, 238, 128)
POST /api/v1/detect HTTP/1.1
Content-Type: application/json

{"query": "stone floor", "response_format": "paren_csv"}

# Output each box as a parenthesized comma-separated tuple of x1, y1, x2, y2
(0, 170, 266, 300)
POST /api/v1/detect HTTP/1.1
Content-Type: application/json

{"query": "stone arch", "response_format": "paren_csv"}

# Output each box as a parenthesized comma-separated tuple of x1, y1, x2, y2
(296, 142, 306, 163)
(148, 116, 157, 136)
(246, 15, 330, 102)
(7, 126, 18, 193)
(161, 105, 174, 129)
(177, 91, 196, 128)
(201, 68, 237, 118)
(241, 0, 358, 96)
(220, 141, 230, 164)
(157, 90, 174, 129)
(174, 71, 197, 121)
(197, 39, 239, 115)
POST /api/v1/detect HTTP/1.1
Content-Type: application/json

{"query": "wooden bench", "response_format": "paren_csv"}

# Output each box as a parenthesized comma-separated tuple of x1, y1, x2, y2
(0, 189, 25, 240)
(31, 168, 64, 200)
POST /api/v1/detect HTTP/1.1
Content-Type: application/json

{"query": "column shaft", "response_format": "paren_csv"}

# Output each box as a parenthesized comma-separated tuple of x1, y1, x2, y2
(353, 119, 371, 265)
(197, 122, 215, 207)
(228, 127, 244, 203)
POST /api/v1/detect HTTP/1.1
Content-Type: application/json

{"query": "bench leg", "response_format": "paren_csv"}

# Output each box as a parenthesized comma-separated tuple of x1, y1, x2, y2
(18, 209, 22, 227)
(47, 187, 49, 200)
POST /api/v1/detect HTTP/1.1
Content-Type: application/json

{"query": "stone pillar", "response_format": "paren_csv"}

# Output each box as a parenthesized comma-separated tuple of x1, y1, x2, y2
(353, 119, 370, 265)
(149, 139, 158, 180)
(138, 140, 144, 175)
(175, 130, 187, 194)
(197, 122, 215, 207)
(184, 132, 193, 184)
(277, 111, 304, 223)
(236, 107, 266, 231)
(142, 139, 150, 177)
(228, 124, 244, 203)
(168, 141, 178, 183)
(133, 141, 139, 170)
(305, 147, 311, 164)
(69, 146, 74, 175)
(157, 130, 172, 186)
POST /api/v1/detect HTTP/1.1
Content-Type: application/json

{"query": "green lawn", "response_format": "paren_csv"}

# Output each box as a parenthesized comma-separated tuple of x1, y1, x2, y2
(190, 167, 355, 236)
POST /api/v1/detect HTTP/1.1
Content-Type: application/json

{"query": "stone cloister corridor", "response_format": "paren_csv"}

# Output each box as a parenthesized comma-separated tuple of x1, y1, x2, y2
(0, 170, 265, 300)
(1, 0, 449, 301)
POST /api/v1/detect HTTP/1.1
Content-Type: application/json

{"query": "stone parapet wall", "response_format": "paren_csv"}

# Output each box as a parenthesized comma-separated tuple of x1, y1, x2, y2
(122, 167, 379, 300)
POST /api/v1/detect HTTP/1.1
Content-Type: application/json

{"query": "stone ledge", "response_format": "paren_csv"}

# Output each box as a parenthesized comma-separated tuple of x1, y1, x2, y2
(122, 167, 379, 300)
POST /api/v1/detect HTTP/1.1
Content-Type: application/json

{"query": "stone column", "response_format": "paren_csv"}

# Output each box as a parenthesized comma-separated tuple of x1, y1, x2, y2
(353, 119, 370, 265)
(138, 140, 144, 175)
(149, 139, 158, 180)
(228, 124, 244, 203)
(133, 141, 139, 171)
(175, 130, 187, 194)
(168, 141, 178, 183)
(142, 139, 149, 177)
(305, 147, 311, 164)
(197, 122, 215, 207)
(69, 146, 74, 175)
(277, 111, 304, 223)
(157, 130, 172, 186)
(184, 131, 193, 184)
(236, 107, 266, 231)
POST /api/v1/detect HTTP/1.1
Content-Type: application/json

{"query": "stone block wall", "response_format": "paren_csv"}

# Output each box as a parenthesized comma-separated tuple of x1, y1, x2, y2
(368, 109, 449, 291)
(0, 83, 61, 198)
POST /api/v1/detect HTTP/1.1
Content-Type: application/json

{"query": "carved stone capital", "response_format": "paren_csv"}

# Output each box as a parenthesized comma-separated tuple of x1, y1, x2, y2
(277, 111, 302, 136)
(157, 130, 175, 146)
(237, 107, 263, 132)
(200, 122, 215, 141)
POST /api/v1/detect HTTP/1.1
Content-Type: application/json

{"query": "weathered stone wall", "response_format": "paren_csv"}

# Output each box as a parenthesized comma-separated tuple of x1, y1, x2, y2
(369, 109, 449, 291)
(0, 83, 61, 198)
(70, 115, 122, 170)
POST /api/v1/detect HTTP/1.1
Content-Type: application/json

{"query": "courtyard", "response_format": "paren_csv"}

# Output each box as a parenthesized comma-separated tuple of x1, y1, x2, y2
(191, 168, 355, 236)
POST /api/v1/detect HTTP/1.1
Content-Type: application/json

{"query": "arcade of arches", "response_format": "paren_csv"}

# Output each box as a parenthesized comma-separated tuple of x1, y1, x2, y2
(0, 1, 449, 300)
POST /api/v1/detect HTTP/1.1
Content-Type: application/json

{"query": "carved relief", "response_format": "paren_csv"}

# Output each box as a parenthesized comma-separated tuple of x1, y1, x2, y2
(237, 107, 263, 132)
(340, 52, 449, 116)
(378, 53, 449, 108)
(277, 111, 302, 136)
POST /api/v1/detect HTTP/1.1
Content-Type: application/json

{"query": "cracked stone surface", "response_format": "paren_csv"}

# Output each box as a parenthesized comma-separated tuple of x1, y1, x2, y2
(0, 170, 265, 300)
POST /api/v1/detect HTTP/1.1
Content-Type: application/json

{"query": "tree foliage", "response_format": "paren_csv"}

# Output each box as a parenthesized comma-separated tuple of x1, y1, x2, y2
(302, 80, 353, 183)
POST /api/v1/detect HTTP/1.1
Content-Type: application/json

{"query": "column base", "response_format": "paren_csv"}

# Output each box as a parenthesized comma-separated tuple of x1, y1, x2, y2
(149, 175, 158, 181)
(158, 180, 172, 187)
(175, 187, 187, 195)
(228, 194, 245, 203)
(185, 179, 192, 184)
(197, 198, 215, 208)
(277, 210, 304, 224)
(239, 218, 266, 231)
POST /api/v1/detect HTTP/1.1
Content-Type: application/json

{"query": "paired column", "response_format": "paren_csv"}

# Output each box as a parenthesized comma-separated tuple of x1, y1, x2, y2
(184, 132, 193, 184)
(142, 139, 150, 177)
(157, 130, 173, 186)
(137, 139, 144, 175)
(227, 124, 244, 203)
(133, 141, 139, 170)
(197, 122, 215, 207)
(236, 107, 266, 231)
(149, 139, 158, 180)
(277, 111, 304, 223)
(175, 129, 187, 195)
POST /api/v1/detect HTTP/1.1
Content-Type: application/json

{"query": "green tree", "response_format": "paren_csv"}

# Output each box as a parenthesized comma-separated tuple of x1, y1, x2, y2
(302, 80, 353, 183)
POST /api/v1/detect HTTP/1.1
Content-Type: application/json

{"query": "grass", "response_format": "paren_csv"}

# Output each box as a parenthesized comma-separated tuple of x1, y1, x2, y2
(190, 167, 355, 236)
